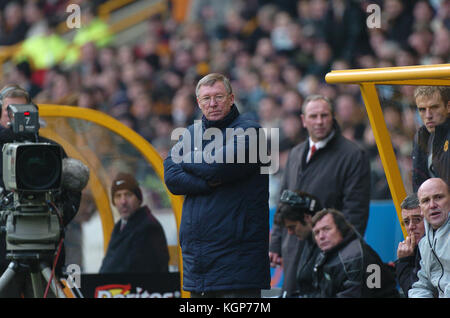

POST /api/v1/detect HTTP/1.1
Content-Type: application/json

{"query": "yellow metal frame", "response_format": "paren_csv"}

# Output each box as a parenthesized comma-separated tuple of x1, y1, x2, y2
(39, 126, 115, 251)
(38, 105, 186, 296)
(325, 63, 450, 238)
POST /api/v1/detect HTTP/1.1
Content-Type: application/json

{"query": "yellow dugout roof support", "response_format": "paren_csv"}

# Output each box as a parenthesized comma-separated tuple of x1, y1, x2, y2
(325, 63, 450, 238)
(38, 105, 187, 296)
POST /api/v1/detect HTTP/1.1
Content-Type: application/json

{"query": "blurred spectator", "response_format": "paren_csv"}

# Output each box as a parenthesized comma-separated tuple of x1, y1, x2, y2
(279, 111, 306, 146)
(0, 1, 28, 46)
(412, 0, 435, 30)
(430, 25, 450, 61)
(14, 17, 69, 71)
(129, 92, 156, 142)
(335, 93, 366, 142)
(99, 172, 169, 274)
(171, 89, 198, 127)
(258, 95, 282, 134)
(6, 61, 41, 98)
(382, 0, 414, 46)
(323, 0, 372, 64)
(23, 0, 49, 38)
(73, 2, 113, 49)
(78, 86, 99, 110)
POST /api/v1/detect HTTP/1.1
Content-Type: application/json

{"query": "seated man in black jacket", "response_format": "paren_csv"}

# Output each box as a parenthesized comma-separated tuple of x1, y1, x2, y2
(394, 193, 424, 297)
(312, 209, 399, 298)
(99, 172, 169, 274)
(274, 190, 322, 298)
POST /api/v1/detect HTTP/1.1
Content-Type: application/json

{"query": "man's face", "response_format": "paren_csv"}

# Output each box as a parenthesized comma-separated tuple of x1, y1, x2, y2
(313, 213, 343, 252)
(284, 216, 312, 240)
(401, 207, 425, 244)
(197, 81, 234, 121)
(415, 92, 449, 133)
(113, 189, 141, 220)
(1, 96, 27, 128)
(418, 178, 450, 230)
(301, 99, 334, 142)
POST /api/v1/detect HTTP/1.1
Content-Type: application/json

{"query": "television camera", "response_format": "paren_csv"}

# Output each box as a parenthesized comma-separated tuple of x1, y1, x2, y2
(0, 104, 86, 298)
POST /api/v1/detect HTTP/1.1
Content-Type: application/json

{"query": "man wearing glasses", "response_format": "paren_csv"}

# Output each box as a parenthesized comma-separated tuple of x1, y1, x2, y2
(164, 73, 270, 298)
(394, 193, 425, 297)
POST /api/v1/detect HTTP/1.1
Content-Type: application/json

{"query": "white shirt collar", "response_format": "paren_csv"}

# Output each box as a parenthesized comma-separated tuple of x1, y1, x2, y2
(309, 129, 335, 150)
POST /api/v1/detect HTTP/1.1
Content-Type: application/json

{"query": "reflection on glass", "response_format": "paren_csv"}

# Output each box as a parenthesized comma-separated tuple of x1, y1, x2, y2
(40, 115, 179, 273)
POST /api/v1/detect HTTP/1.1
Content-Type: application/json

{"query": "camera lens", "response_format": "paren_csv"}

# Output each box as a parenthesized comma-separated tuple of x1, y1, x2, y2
(16, 145, 62, 190)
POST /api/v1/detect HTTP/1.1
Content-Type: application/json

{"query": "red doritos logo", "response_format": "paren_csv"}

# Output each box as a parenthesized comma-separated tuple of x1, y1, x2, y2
(95, 284, 132, 298)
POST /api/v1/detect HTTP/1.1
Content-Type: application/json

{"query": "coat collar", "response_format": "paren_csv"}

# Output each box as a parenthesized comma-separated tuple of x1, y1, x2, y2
(202, 104, 240, 130)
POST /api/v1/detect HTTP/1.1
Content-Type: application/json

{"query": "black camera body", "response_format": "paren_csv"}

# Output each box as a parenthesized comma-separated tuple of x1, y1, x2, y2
(6, 104, 40, 135)
(280, 190, 320, 213)
(1, 104, 63, 257)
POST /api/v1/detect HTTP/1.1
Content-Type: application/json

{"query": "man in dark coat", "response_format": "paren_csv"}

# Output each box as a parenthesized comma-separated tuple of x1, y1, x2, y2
(394, 193, 424, 297)
(164, 73, 270, 297)
(312, 209, 399, 298)
(99, 172, 169, 274)
(269, 95, 370, 297)
(412, 86, 449, 192)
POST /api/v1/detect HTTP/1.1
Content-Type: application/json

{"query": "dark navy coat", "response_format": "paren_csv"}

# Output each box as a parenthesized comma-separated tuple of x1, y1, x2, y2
(164, 105, 270, 293)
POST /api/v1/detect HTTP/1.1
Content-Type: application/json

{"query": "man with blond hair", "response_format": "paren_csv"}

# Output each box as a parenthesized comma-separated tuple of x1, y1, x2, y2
(412, 86, 449, 191)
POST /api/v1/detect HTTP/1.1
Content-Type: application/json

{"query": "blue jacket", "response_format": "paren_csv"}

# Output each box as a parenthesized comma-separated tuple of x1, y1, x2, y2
(164, 105, 270, 293)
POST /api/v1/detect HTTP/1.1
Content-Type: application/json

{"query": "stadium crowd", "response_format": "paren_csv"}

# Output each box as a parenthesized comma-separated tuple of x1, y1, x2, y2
(0, 0, 447, 189)
(1, 0, 449, 204)
(0, 0, 449, 298)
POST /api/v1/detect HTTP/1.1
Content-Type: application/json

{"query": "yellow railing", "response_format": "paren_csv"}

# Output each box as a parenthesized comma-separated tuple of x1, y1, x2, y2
(98, 0, 137, 21)
(325, 63, 450, 238)
(39, 105, 186, 295)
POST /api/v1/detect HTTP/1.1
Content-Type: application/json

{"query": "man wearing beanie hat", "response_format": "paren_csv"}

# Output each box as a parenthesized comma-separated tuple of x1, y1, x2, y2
(99, 172, 169, 274)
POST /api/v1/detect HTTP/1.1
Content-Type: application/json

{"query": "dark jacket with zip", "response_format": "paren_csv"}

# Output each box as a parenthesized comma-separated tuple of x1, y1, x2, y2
(313, 230, 399, 298)
(394, 246, 421, 297)
(164, 105, 270, 293)
(412, 117, 449, 192)
(294, 234, 321, 298)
